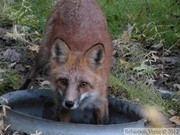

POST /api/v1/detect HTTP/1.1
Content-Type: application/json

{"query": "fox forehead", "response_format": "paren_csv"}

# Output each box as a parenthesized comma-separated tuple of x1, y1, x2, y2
(50, 62, 101, 84)
(53, 48, 98, 71)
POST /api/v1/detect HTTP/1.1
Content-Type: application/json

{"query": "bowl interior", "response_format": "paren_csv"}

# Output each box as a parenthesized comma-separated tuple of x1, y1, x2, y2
(4, 89, 144, 124)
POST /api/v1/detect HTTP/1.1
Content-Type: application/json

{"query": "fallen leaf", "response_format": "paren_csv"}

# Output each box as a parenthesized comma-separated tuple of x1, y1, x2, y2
(169, 116, 180, 125)
(40, 80, 51, 87)
(9, 62, 17, 68)
(0, 28, 7, 38)
(121, 31, 131, 42)
(15, 64, 25, 71)
(28, 45, 39, 52)
(7, 0, 14, 3)
(167, 109, 177, 115)
(119, 59, 129, 65)
(157, 89, 173, 95)
(121, 24, 134, 42)
(145, 51, 159, 64)
(134, 98, 140, 102)
(113, 50, 117, 55)
(160, 57, 180, 64)
(171, 98, 179, 102)
(173, 84, 180, 90)
(0, 79, 3, 82)
(146, 78, 156, 86)
(2, 49, 21, 62)
(150, 42, 163, 51)
(0, 69, 6, 73)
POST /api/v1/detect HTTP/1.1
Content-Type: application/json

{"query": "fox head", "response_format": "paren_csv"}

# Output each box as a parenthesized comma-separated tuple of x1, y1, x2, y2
(50, 38, 106, 110)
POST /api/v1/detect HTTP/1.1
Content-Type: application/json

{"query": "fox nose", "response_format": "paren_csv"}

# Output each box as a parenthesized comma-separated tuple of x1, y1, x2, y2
(65, 100, 74, 108)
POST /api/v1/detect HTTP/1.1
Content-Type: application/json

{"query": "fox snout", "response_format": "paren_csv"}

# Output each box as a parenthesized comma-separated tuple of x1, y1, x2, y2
(60, 90, 101, 111)
(57, 89, 80, 109)
(62, 99, 79, 109)
(64, 100, 74, 108)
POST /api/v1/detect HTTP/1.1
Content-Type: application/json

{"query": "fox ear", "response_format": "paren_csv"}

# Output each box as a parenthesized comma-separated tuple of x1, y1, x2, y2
(85, 44, 105, 68)
(51, 39, 70, 64)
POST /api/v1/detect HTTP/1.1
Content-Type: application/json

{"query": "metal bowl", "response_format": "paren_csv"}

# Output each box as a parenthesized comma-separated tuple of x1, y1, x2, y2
(0, 89, 146, 135)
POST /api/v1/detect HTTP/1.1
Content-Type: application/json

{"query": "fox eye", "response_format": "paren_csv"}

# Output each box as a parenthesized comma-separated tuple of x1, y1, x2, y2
(79, 82, 87, 88)
(59, 78, 68, 86)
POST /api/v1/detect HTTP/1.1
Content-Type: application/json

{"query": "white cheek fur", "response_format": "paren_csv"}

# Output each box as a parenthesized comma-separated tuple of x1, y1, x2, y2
(79, 90, 103, 110)
(80, 92, 90, 101)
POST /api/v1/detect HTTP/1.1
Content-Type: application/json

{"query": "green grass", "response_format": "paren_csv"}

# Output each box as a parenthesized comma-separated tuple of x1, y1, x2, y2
(109, 74, 164, 108)
(97, 0, 180, 47)
(1, 0, 179, 47)
(0, 0, 52, 32)
(165, 100, 180, 112)
(0, 68, 21, 94)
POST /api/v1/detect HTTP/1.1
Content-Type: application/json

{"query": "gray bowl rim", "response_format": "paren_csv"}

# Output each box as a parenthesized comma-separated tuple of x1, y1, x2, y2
(0, 89, 147, 135)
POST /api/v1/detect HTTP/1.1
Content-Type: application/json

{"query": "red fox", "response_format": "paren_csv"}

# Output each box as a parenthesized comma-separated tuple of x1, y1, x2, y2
(19, 0, 112, 124)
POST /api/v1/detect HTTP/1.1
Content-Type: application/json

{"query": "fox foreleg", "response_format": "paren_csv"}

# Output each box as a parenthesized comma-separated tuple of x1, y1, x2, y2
(56, 106, 71, 122)
(94, 99, 109, 124)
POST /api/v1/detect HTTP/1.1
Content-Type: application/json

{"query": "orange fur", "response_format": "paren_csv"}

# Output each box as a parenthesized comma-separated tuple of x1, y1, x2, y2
(19, 0, 112, 124)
